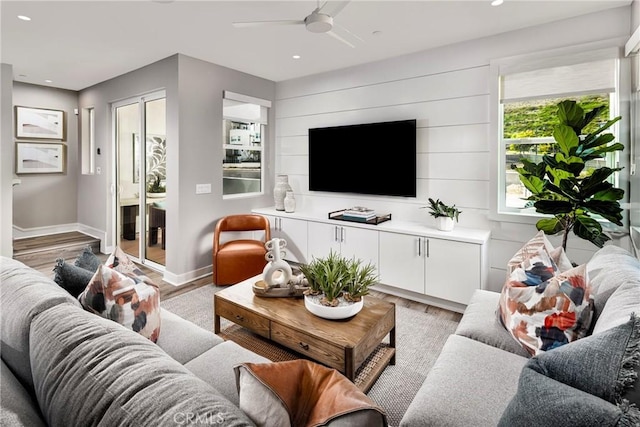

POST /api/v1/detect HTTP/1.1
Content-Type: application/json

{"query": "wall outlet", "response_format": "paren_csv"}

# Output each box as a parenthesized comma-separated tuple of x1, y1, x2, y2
(96, 167, 101, 175)
(196, 183, 211, 194)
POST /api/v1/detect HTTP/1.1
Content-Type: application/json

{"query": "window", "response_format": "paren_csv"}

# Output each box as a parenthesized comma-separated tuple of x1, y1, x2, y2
(222, 91, 270, 198)
(493, 46, 622, 216)
(81, 107, 95, 174)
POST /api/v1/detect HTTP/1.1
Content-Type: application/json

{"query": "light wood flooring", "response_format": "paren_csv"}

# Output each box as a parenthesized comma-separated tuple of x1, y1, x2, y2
(12, 232, 462, 321)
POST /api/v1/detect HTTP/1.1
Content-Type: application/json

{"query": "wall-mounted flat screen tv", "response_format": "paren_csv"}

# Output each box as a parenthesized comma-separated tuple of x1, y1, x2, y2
(308, 119, 417, 197)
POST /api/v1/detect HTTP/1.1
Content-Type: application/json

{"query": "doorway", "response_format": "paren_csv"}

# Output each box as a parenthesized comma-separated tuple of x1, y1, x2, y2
(113, 91, 166, 268)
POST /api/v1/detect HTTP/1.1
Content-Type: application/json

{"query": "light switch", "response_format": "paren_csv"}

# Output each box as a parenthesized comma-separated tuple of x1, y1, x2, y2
(196, 183, 211, 194)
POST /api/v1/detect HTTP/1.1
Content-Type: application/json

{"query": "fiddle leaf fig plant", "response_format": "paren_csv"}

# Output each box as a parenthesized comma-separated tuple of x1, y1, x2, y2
(512, 100, 624, 251)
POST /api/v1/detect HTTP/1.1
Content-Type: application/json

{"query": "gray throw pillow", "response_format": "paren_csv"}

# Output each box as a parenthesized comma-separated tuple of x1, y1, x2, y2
(499, 315, 640, 426)
(53, 259, 95, 298)
(74, 247, 101, 272)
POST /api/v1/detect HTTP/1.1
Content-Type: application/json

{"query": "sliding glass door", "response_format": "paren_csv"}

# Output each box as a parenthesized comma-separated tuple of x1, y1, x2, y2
(114, 91, 166, 268)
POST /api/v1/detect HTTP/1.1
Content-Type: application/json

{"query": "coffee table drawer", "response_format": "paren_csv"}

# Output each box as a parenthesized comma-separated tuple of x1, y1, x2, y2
(271, 323, 344, 371)
(217, 302, 270, 338)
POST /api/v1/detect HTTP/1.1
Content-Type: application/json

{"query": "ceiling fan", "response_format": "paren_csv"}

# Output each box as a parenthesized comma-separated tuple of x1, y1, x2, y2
(232, 1, 361, 48)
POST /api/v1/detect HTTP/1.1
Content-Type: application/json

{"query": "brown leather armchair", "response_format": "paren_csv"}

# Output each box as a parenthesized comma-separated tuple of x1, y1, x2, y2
(213, 214, 271, 285)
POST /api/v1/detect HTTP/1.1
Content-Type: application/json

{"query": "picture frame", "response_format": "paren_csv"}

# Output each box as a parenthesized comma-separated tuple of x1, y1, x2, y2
(15, 106, 65, 140)
(16, 142, 66, 174)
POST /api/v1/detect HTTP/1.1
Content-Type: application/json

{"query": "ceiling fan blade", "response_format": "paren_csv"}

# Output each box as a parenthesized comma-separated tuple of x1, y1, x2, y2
(334, 22, 364, 43)
(232, 20, 304, 28)
(326, 30, 355, 48)
(319, 1, 350, 18)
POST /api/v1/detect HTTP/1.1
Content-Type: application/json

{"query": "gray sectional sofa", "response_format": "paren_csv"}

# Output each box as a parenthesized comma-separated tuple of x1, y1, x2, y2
(401, 245, 640, 426)
(0, 256, 269, 426)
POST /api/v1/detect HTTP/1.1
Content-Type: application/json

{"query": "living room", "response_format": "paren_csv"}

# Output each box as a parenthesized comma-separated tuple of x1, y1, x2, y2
(2, 1, 640, 426)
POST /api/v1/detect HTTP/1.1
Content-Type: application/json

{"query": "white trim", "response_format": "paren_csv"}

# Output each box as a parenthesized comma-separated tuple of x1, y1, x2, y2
(223, 91, 272, 108)
(13, 222, 81, 240)
(625, 25, 640, 57)
(162, 265, 213, 287)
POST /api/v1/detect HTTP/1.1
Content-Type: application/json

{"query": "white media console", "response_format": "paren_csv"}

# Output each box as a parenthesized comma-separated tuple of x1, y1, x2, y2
(253, 207, 490, 313)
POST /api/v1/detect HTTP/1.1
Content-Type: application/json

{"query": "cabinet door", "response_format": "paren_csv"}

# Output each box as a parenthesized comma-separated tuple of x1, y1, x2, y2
(278, 217, 308, 263)
(339, 225, 379, 269)
(307, 222, 341, 260)
(425, 238, 481, 305)
(378, 232, 425, 294)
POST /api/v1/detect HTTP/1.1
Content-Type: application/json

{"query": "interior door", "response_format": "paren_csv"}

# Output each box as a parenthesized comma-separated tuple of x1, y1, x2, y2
(114, 92, 166, 268)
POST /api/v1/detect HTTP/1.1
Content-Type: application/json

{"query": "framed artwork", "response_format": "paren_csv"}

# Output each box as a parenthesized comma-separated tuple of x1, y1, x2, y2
(15, 106, 65, 140)
(16, 142, 66, 174)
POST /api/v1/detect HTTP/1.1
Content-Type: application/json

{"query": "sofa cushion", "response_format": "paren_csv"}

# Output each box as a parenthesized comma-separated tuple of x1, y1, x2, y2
(105, 246, 152, 283)
(399, 335, 527, 427)
(156, 308, 224, 364)
(593, 282, 640, 335)
(499, 315, 640, 426)
(455, 289, 531, 357)
(53, 258, 94, 297)
(0, 256, 80, 391)
(30, 303, 255, 427)
(588, 245, 640, 319)
(0, 359, 46, 427)
(78, 264, 162, 342)
(185, 341, 270, 406)
(234, 360, 387, 427)
(73, 246, 102, 272)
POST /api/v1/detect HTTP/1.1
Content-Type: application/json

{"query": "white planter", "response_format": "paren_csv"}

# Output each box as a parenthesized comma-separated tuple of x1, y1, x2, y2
(147, 192, 166, 199)
(304, 295, 364, 320)
(437, 217, 455, 232)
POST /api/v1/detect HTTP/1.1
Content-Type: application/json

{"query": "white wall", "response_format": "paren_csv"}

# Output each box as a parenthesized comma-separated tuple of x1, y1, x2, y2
(0, 64, 13, 256)
(275, 6, 633, 291)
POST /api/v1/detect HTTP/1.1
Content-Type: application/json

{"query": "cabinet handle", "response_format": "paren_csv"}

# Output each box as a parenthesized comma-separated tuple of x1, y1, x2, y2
(340, 227, 345, 243)
(426, 239, 430, 258)
(417, 238, 421, 256)
(235, 315, 244, 322)
(334, 226, 339, 242)
(299, 342, 310, 351)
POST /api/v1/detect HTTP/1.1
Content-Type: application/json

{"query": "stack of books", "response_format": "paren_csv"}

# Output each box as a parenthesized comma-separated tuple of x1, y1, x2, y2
(342, 207, 377, 222)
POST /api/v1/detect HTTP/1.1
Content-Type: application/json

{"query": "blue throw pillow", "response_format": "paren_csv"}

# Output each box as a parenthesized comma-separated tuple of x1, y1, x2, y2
(499, 315, 640, 426)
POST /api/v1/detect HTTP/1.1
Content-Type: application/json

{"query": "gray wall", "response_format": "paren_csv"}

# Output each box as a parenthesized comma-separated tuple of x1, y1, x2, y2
(274, 6, 633, 290)
(12, 82, 79, 232)
(0, 64, 13, 256)
(78, 54, 275, 282)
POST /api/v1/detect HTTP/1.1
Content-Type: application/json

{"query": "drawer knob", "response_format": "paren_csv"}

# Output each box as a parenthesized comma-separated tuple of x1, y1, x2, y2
(299, 342, 309, 351)
(235, 315, 244, 322)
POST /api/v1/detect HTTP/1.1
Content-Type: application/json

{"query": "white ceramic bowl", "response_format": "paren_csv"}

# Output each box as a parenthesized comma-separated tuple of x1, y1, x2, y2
(304, 295, 364, 320)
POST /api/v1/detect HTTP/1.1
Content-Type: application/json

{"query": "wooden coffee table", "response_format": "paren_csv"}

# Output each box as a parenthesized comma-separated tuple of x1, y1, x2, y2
(214, 276, 396, 389)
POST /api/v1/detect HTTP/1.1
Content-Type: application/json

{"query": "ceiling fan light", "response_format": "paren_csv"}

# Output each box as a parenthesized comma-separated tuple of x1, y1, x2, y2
(305, 13, 333, 33)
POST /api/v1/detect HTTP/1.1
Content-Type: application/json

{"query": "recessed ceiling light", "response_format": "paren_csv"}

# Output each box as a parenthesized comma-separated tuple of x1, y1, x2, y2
(17, 15, 31, 21)
(292, 55, 301, 60)
(45, 79, 52, 83)
(491, 0, 504, 6)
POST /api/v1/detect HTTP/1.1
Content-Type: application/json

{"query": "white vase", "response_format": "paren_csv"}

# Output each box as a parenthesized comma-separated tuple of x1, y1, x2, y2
(284, 191, 296, 213)
(304, 295, 364, 320)
(262, 238, 292, 287)
(437, 217, 455, 232)
(274, 175, 292, 211)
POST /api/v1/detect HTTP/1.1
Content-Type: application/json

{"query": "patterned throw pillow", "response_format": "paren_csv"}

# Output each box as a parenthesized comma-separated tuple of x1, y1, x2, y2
(499, 233, 594, 356)
(105, 246, 153, 283)
(78, 264, 161, 342)
(507, 231, 572, 274)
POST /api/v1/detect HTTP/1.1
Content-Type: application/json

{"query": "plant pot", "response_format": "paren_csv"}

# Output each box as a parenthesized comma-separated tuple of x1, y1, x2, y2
(147, 192, 166, 199)
(437, 217, 454, 232)
(304, 294, 364, 320)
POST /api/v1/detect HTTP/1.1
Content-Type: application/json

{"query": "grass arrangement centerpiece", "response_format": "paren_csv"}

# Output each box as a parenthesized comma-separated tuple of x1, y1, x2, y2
(299, 251, 378, 320)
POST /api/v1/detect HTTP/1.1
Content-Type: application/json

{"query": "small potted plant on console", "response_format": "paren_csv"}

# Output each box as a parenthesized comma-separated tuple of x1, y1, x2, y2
(423, 198, 462, 231)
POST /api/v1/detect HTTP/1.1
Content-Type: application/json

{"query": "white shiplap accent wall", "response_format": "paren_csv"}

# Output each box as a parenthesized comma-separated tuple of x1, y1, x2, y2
(274, 6, 632, 292)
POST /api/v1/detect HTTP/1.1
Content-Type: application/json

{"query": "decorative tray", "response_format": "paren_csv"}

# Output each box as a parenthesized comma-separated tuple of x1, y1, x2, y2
(328, 209, 392, 226)
(252, 280, 308, 298)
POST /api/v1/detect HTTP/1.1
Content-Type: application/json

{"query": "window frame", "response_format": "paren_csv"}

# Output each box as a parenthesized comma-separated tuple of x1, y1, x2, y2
(488, 39, 631, 228)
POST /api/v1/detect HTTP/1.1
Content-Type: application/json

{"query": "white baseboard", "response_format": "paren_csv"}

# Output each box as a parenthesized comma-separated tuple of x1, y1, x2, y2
(371, 283, 467, 314)
(13, 223, 85, 240)
(163, 264, 213, 287)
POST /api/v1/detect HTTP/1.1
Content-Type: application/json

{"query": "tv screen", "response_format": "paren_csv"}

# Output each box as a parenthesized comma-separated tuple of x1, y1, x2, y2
(308, 119, 417, 197)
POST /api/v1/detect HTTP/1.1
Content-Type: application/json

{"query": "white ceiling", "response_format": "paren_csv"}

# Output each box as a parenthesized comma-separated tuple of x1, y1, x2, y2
(1, 0, 631, 91)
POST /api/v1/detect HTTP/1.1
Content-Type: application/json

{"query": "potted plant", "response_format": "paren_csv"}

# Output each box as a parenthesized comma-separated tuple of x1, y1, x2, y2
(146, 174, 166, 198)
(512, 100, 624, 251)
(422, 198, 462, 231)
(298, 251, 378, 320)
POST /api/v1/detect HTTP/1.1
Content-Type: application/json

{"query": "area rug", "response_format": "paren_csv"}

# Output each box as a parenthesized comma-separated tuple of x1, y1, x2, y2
(161, 285, 460, 427)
